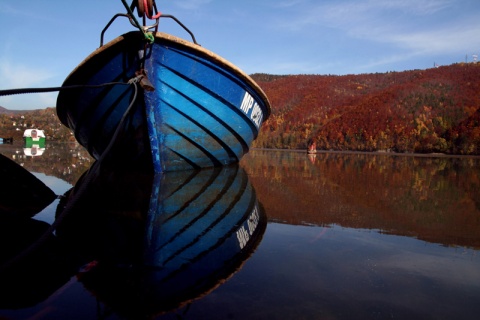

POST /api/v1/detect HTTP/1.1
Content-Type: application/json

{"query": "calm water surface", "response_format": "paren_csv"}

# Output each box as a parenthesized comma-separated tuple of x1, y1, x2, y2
(1, 142, 479, 319)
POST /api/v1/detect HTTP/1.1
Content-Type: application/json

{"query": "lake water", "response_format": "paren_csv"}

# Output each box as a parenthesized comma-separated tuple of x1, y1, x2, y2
(1, 142, 479, 319)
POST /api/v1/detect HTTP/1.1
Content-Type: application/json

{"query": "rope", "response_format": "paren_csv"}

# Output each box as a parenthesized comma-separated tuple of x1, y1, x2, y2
(120, 0, 155, 44)
(0, 81, 130, 97)
(143, 0, 161, 19)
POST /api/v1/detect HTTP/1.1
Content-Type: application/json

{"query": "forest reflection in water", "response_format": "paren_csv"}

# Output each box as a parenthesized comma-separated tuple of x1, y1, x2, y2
(0, 143, 479, 319)
(241, 149, 480, 250)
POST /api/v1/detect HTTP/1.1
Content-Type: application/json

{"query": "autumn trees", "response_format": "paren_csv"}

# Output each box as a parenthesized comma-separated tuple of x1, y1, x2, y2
(252, 63, 480, 155)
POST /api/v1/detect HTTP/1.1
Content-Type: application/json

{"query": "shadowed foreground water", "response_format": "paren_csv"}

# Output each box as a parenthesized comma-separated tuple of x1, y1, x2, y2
(0, 143, 479, 319)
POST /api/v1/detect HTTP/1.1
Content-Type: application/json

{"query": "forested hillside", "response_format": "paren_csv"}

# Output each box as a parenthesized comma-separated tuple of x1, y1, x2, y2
(1, 63, 479, 155)
(251, 63, 480, 155)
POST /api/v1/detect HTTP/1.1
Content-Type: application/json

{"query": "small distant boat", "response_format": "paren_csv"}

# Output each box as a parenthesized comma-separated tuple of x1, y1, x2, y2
(307, 140, 316, 154)
(23, 129, 46, 148)
(56, 2, 271, 173)
(0, 137, 13, 144)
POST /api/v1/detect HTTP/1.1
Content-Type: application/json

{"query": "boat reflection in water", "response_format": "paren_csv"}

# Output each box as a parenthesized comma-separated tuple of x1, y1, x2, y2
(0, 157, 266, 318)
(23, 146, 46, 157)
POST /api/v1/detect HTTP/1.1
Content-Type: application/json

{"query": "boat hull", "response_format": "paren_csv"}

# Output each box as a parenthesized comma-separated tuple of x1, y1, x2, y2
(56, 31, 271, 172)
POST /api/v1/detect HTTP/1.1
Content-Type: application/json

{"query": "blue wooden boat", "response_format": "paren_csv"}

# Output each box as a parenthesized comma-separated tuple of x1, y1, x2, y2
(56, 29, 271, 173)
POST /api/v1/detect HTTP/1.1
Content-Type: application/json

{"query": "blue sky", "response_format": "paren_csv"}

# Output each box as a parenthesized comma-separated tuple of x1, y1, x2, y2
(1, 0, 479, 110)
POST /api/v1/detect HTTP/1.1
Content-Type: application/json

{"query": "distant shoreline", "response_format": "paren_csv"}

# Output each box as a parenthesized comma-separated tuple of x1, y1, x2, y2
(252, 148, 480, 159)
(2, 141, 479, 160)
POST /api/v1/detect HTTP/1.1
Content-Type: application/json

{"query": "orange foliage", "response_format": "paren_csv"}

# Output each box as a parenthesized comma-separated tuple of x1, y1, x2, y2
(252, 63, 480, 155)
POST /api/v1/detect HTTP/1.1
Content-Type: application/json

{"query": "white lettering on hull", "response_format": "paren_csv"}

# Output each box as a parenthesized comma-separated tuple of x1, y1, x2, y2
(236, 204, 260, 249)
(240, 91, 263, 128)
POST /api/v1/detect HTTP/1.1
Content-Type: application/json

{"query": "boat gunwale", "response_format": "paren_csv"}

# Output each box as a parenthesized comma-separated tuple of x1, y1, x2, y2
(58, 31, 271, 121)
